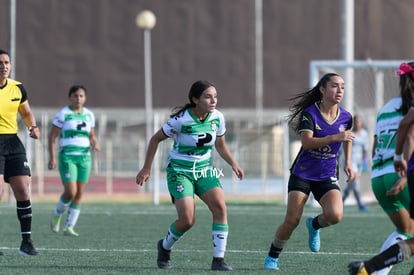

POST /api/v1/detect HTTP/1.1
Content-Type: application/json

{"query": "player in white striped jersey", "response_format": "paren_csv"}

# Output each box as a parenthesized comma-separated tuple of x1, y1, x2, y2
(48, 85, 100, 237)
(136, 80, 244, 271)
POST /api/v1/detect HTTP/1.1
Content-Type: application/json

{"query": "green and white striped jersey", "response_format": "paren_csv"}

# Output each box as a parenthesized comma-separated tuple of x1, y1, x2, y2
(372, 97, 403, 178)
(52, 106, 95, 156)
(162, 108, 226, 172)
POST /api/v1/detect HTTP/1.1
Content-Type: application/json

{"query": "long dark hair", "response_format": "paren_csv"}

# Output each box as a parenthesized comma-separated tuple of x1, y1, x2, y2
(170, 80, 215, 117)
(287, 73, 340, 132)
(398, 61, 414, 115)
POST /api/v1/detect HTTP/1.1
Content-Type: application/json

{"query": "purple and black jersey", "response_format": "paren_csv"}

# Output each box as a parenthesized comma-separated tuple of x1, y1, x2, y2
(290, 103, 353, 181)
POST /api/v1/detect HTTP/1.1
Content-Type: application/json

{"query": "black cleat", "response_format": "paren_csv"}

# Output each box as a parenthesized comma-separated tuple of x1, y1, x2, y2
(157, 239, 171, 269)
(211, 257, 233, 271)
(18, 239, 38, 256)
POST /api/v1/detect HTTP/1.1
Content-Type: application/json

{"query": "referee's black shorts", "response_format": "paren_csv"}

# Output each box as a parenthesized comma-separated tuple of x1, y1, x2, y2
(0, 134, 30, 182)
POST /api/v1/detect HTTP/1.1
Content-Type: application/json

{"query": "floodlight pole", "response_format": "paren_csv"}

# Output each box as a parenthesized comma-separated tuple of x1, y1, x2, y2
(136, 10, 158, 205)
(341, 0, 355, 114)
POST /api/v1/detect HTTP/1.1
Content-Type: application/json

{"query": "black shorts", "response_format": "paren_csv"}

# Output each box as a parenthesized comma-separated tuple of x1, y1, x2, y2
(0, 135, 30, 182)
(288, 174, 341, 201)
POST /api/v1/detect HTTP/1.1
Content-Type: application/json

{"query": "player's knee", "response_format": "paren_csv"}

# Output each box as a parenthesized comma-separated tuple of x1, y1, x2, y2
(284, 216, 301, 229)
(211, 205, 227, 217)
(178, 216, 196, 230)
(325, 212, 342, 225)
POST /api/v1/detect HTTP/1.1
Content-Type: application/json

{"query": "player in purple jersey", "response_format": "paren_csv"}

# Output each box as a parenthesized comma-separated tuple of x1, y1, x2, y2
(264, 73, 355, 271)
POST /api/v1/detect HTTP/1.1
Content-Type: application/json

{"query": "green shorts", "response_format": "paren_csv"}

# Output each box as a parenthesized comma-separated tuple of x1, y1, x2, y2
(59, 154, 92, 184)
(371, 173, 411, 214)
(166, 165, 222, 200)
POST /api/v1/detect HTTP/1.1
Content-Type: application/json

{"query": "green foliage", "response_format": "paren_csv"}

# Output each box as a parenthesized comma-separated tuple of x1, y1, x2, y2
(0, 201, 412, 274)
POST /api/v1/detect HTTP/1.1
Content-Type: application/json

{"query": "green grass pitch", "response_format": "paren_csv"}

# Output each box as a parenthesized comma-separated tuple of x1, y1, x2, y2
(0, 200, 412, 274)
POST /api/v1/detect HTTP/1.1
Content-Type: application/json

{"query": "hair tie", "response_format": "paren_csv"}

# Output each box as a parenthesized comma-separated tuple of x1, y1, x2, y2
(396, 62, 414, 78)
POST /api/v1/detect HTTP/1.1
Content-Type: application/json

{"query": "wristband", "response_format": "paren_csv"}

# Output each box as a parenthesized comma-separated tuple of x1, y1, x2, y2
(394, 153, 404, 162)
(29, 126, 38, 131)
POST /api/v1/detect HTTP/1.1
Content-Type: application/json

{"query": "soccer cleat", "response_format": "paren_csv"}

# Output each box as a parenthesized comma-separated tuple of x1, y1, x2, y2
(18, 239, 38, 256)
(63, 227, 79, 237)
(264, 256, 280, 270)
(348, 261, 372, 275)
(157, 239, 171, 269)
(50, 214, 61, 233)
(306, 216, 320, 252)
(211, 257, 233, 271)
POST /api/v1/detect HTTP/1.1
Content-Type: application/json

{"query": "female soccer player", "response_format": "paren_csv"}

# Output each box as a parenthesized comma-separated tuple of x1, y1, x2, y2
(368, 62, 414, 274)
(264, 73, 355, 270)
(49, 85, 100, 237)
(136, 80, 244, 271)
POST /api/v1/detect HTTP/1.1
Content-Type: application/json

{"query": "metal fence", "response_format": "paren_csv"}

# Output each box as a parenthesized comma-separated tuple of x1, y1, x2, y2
(20, 108, 292, 202)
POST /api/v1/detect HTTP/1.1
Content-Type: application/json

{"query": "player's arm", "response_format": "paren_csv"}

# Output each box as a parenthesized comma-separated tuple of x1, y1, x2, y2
(300, 130, 355, 150)
(18, 102, 40, 139)
(395, 109, 414, 155)
(299, 113, 354, 150)
(394, 109, 414, 175)
(215, 135, 244, 180)
(342, 140, 355, 182)
(136, 129, 168, 186)
(89, 128, 100, 151)
(48, 125, 60, 170)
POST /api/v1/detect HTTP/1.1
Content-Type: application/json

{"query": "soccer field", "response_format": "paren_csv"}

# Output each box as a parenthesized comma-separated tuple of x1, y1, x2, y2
(0, 200, 412, 274)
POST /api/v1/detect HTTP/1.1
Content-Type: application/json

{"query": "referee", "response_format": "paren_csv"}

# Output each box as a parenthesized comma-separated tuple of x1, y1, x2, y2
(0, 49, 40, 256)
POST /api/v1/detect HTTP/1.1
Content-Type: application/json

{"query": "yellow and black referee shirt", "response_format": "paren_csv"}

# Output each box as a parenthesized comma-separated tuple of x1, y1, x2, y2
(0, 79, 28, 134)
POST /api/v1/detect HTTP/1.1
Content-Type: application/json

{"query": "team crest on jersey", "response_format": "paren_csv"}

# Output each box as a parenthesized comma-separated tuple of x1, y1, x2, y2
(176, 183, 184, 193)
(339, 124, 346, 131)
(319, 145, 332, 153)
(211, 121, 217, 131)
(315, 123, 321, 130)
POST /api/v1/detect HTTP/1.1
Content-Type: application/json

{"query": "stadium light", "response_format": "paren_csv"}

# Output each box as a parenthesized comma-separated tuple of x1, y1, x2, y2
(136, 10, 158, 204)
(136, 10, 156, 148)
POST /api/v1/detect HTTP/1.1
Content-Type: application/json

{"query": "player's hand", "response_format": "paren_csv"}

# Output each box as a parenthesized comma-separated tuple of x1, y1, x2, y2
(344, 166, 356, 183)
(337, 130, 355, 142)
(232, 164, 244, 180)
(29, 126, 40, 139)
(136, 168, 150, 186)
(386, 176, 407, 196)
(48, 159, 57, 170)
(92, 143, 101, 151)
(393, 160, 407, 177)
